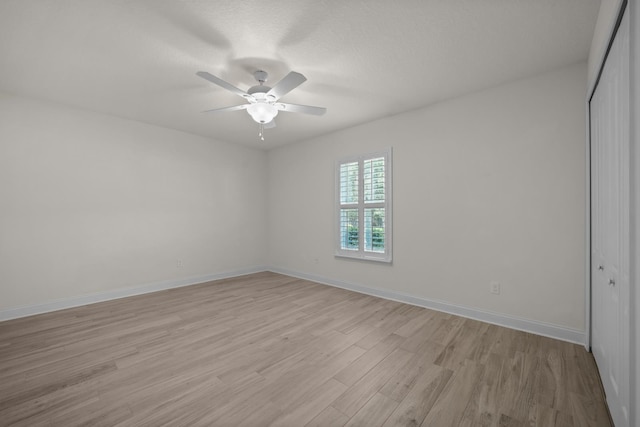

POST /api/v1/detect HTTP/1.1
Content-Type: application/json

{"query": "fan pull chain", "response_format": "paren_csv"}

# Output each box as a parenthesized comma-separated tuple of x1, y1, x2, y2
(258, 123, 264, 141)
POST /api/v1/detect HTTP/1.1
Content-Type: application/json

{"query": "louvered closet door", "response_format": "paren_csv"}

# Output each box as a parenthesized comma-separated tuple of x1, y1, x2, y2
(590, 6, 630, 427)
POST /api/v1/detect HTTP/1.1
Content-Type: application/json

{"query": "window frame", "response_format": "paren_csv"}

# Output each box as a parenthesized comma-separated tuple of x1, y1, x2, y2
(335, 148, 392, 263)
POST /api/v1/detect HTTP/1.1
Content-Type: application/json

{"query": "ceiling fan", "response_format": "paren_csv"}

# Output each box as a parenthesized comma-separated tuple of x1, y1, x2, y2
(196, 69, 327, 140)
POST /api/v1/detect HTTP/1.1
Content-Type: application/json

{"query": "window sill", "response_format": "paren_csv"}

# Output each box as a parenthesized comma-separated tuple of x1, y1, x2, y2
(335, 252, 392, 263)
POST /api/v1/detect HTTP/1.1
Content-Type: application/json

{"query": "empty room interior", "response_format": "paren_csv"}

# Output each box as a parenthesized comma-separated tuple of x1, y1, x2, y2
(1, 1, 639, 426)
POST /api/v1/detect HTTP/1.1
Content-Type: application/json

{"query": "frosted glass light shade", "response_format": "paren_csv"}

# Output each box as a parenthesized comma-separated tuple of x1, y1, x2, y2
(247, 102, 278, 124)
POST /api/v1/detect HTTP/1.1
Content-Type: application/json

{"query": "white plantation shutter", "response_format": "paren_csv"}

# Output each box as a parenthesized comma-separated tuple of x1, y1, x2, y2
(335, 148, 392, 262)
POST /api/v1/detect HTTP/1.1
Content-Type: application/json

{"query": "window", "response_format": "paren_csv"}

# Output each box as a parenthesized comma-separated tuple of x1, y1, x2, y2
(335, 148, 392, 262)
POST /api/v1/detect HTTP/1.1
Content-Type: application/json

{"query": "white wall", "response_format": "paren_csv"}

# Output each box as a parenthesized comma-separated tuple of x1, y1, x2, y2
(268, 63, 587, 333)
(0, 94, 268, 312)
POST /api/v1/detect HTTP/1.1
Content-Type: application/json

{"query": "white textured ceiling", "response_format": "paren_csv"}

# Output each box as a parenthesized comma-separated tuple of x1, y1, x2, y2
(0, 0, 600, 149)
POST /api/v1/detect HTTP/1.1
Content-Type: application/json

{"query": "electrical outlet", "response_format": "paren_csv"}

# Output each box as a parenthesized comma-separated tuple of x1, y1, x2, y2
(490, 281, 501, 295)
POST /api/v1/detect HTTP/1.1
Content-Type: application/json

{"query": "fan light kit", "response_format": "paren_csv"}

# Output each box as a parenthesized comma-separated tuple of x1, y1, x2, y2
(197, 69, 326, 141)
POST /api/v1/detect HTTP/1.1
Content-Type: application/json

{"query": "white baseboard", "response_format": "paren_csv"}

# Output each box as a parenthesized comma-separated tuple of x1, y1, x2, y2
(0, 265, 586, 346)
(269, 267, 586, 345)
(0, 266, 268, 321)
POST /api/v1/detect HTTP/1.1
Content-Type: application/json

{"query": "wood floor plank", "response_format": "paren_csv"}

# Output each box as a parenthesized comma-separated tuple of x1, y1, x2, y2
(333, 333, 406, 386)
(498, 351, 540, 422)
(433, 318, 486, 370)
(270, 378, 347, 426)
(0, 272, 611, 426)
(420, 359, 485, 426)
(258, 333, 367, 381)
(305, 405, 349, 427)
(381, 363, 453, 427)
(267, 344, 368, 409)
(331, 348, 414, 417)
(463, 351, 505, 426)
(343, 392, 398, 427)
(393, 308, 435, 338)
(530, 404, 575, 427)
(569, 390, 612, 427)
(378, 341, 444, 402)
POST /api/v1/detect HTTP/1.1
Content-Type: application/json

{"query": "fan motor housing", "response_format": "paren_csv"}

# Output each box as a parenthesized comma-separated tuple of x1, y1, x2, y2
(247, 85, 271, 95)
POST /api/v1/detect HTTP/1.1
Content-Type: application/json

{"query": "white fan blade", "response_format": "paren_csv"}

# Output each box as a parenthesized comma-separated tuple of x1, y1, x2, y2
(264, 120, 276, 129)
(276, 103, 326, 116)
(196, 71, 254, 101)
(267, 72, 307, 100)
(202, 104, 249, 113)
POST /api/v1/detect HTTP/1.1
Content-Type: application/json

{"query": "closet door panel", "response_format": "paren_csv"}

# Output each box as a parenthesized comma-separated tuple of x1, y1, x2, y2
(590, 7, 630, 426)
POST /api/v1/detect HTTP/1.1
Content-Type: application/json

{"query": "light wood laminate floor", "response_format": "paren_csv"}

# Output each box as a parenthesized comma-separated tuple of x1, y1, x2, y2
(0, 272, 611, 426)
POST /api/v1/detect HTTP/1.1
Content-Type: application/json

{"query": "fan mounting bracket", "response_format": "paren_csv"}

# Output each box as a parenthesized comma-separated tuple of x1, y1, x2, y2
(253, 70, 268, 84)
